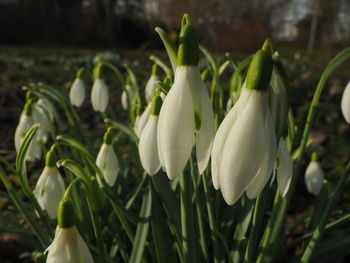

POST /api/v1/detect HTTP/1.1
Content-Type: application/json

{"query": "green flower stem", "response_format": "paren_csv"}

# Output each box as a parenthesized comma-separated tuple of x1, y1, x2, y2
(258, 46, 350, 262)
(0, 166, 50, 248)
(202, 170, 220, 263)
(58, 159, 107, 263)
(301, 163, 350, 262)
(180, 171, 195, 263)
(149, 55, 172, 77)
(190, 158, 208, 262)
(244, 187, 269, 263)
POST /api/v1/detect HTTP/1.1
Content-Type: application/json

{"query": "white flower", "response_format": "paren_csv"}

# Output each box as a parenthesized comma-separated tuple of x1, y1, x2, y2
(34, 166, 65, 219)
(69, 78, 86, 107)
(139, 115, 161, 175)
(275, 138, 293, 197)
(91, 79, 109, 112)
(14, 112, 41, 161)
(121, 84, 135, 110)
(37, 98, 54, 121)
(46, 226, 94, 263)
(341, 80, 350, 123)
(305, 160, 325, 196)
(145, 75, 159, 103)
(157, 66, 215, 179)
(211, 87, 276, 205)
(96, 144, 119, 186)
(135, 103, 151, 137)
(32, 102, 51, 143)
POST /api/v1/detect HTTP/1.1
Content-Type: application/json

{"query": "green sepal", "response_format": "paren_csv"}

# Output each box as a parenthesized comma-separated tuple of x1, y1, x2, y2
(151, 94, 163, 116)
(177, 15, 199, 66)
(246, 49, 273, 92)
(57, 199, 75, 228)
(45, 150, 57, 168)
(311, 152, 318, 162)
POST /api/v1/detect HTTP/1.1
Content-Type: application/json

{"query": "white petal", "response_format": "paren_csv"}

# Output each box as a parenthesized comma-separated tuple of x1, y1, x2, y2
(135, 103, 152, 137)
(14, 114, 33, 153)
(219, 90, 274, 205)
(139, 116, 161, 175)
(145, 75, 158, 103)
(121, 91, 128, 110)
(37, 98, 55, 121)
(46, 226, 94, 263)
(275, 138, 293, 197)
(191, 69, 215, 174)
(341, 80, 350, 123)
(157, 66, 195, 179)
(96, 144, 119, 186)
(34, 167, 65, 219)
(245, 107, 277, 199)
(70, 79, 86, 107)
(210, 88, 250, 190)
(91, 79, 109, 112)
(305, 161, 325, 196)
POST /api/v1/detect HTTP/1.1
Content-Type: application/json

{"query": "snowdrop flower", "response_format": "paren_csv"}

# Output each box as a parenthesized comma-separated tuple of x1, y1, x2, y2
(91, 79, 109, 112)
(341, 80, 350, 123)
(121, 80, 135, 110)
(46, 199, 94, 263)
(96, 130, 119, 187)
(14, 100, 41, 161)
(34, 150, 65, 219)
(32, 100, 51, 143)
(145, 64, 159, 103)
(211, 48, 276, 205)
(69, 78, 86, 107)
(305, 153, 325, 196)
(139, 94, 162, 175)
(275, 138, 293, 197)
(135, 103, 151, 137)
(157, 15, 215, 179)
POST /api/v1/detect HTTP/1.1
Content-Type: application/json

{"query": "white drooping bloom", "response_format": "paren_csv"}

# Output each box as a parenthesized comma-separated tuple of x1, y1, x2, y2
(139, 115, 161, 175)
(14, 110, 41, 162)
(96, 144, 119, 186)
(211, 87, 277, 205)
(46, 226, 94, 263)
(305, 160, 325, 196)
(145, 74, 159, 103)
(32, 101, 51, 143)
(341, 80, 350, 123)
(121, 84, 135, 110)
(69, 78, 86, 107)
(275, 138, 293, 197)
(91, 79, 109, 112)
(34, 166, 65, 219)
(135, 103, 151, 137)
(157, 66, 215, 179)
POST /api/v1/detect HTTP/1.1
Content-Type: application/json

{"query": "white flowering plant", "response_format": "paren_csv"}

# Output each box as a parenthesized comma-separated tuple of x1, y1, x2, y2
(2, 14, 350, 263)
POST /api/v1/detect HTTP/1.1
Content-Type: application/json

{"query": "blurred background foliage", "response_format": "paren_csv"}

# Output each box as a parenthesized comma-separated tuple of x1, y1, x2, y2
(1, 0, 350, 262)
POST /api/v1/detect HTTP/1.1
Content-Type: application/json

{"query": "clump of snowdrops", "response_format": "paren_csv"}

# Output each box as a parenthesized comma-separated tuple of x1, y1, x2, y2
(2, 14, 350, 263)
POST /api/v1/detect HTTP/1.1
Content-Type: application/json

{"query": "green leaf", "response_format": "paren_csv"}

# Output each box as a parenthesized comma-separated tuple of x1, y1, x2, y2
(155, 27, 178, 72)
(129, 185, 152, 263)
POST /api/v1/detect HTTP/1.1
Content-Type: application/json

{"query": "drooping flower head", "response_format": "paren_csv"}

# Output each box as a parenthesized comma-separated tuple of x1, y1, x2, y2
(157, 14, 215, 179)
(70, 68, 86, 108)
(305, 152, 325, 196)
(46, 199, 94, 263)
(211, 45, 277, 205)
(96, 129, 119, 187)
(34, 149, 65, 219)
(14, 99, 42, 161)
(139, 93, 163, 175)
(121, 76, 135, 110)
(145, 64, 159, 103)
(91, 63, 109, 112)
(341, 80, 350, 123)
